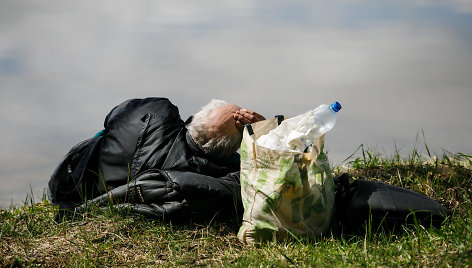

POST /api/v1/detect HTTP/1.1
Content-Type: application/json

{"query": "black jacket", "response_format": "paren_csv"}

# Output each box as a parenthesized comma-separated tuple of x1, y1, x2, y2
(48, 98, 242, 221)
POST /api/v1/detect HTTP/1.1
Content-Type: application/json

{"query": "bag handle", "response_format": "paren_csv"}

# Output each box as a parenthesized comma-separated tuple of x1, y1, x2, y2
(275, 115, 284, 125)
(243, 124, 254, 135)
(244, 115, 285, 136)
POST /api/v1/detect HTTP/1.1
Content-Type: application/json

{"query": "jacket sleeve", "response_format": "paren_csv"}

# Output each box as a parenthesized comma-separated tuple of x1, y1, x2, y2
(169, 170, 242, 220)
(81, 169, 242, 222)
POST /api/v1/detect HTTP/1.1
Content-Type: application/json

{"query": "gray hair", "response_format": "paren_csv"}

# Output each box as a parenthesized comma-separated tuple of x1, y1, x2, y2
(187, 99, 242, 159)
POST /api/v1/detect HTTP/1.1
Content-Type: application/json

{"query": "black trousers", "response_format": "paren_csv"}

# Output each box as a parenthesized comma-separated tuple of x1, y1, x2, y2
(333, 174, 449, 234)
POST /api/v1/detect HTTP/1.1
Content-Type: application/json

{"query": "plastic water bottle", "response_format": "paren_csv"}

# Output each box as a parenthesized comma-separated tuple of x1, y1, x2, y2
(256, 101, 342, 152)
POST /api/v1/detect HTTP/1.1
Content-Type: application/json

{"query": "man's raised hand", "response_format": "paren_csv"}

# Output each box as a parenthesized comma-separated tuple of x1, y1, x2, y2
(234, 108, 266, 131)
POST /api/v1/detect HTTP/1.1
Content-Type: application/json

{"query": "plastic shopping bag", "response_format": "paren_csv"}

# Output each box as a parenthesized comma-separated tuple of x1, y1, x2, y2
(238, 116, 335, 243)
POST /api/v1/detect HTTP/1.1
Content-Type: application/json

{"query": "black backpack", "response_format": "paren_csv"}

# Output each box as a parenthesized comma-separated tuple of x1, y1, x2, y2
(48, 135, 103, 209)
(334, 174, 449, 233)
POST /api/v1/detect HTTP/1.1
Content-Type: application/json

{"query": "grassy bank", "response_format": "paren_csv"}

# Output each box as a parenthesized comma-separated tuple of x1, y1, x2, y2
(1, 150, 471, 267)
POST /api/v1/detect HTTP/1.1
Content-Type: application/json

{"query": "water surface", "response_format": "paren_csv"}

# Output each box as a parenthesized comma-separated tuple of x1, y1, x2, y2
(1, 1, 471, 206)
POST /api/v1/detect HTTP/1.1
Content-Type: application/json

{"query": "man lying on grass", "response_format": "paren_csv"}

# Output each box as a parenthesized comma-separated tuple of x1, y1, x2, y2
(48, 97, 265, 222)
(48, 97, 447, 237)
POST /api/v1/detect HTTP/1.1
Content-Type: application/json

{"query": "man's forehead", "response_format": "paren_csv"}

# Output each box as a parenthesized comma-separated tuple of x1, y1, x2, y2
(207, 104, 240, 134)
(214, 104, 240, 115)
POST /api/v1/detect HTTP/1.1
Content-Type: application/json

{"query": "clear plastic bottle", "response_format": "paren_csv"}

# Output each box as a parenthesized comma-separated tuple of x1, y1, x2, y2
(256, 101, 342, 152)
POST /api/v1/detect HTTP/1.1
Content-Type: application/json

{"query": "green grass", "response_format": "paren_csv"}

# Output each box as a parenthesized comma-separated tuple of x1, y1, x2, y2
(1, 149, 471, 267)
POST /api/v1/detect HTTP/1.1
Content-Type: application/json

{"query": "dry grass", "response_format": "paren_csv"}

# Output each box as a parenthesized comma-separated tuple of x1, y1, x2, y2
(1, 150, 471, 267)
(1, 202, 246, 267)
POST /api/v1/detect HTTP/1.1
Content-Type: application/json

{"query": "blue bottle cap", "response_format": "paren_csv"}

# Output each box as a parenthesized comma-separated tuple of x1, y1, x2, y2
(330, 101, 342, 112)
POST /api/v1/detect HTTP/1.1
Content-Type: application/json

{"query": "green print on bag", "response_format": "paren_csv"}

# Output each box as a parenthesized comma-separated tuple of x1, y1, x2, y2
(254, 220, 278, 240)
(240, 141, 248, 161)
(311, 163, 324, 184)
(291, 191, 325, 223)
(262, 192, 282, 214)
(241, 172, 250, 192)
(275, 157, 302, 187)
(321, 182, 328, 205)
(242, 197, 251, 212)
(255, 170, 268, 191)
(318, 150, 328, 161)
(242, 170, 254, 191)
(311, 164, 321, 175)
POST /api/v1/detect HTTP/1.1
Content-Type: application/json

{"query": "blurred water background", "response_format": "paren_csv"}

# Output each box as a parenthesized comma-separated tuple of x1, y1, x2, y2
(1, 0, 471, 207)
